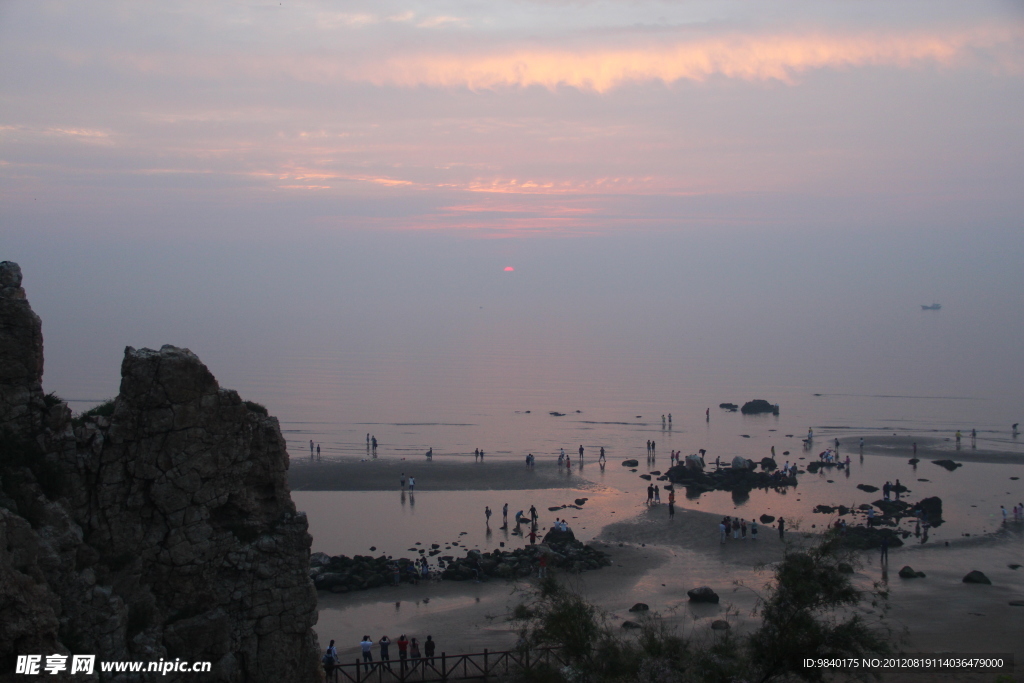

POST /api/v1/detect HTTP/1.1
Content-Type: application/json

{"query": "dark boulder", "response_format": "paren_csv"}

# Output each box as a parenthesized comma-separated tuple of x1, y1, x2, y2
(917, 496, 943, 523)
(760, 457, 777, 470)
(741, 400, 779, 415)
(760, 514, 775, 524)
(621, 621, 641, 629)
(622, 459, 639, 467)
(898, 566, 926, 579)
(574, 498, 588, 506)
(719, 403, 739, 411)
(962, 571, 991, 585)
(857, 484, 880, 493)
(932, 460, 962, 471)
(542, 527, 577, 544)
(640, 474, 651, 480)
(628, 603, 649, 612)
(687, 586, 719, 603)
(710, 620, 730, 631)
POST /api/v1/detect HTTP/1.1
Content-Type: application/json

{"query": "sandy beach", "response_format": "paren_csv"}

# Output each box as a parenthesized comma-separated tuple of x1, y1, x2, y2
(290, 458, 602, 491)
(310, 461, 1024, 678)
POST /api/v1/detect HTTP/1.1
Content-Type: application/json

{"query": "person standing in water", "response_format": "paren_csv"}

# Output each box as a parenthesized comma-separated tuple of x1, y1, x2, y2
(310, 440, 314, 458)
(578, 444, 584, 462)
(502, 503, 509, 528)
(316, 444, 320, 460)
(955, 430, 962, 447)
(599, 447, 606, 463)
(705, 407, 709, 422)
(485, 506, 492, 525)
(971, 429, 977, 448)
(668, 413, 672, 427)
(778, 517, 786, 539)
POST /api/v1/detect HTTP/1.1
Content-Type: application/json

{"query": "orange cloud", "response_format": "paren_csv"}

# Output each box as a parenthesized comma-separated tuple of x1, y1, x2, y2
(353, 27, 1020, 91)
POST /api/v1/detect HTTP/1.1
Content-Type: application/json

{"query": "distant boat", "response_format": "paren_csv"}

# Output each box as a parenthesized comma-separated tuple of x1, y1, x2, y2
(921, 303, 941, 310)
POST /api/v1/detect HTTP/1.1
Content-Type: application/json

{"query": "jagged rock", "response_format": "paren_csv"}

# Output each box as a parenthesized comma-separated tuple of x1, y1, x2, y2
(542, 527, 577, 545)
(962, 571, 991, 585)
(731, 456, 755, 470)
(740, 400, 778, 415)
(687, 586, 719, 603)
(932, 460, 962, 471)
(710, 620, 730, 630)
(622, 459, 639, 467)
(760, 514, 775, 524)
(760, 457, 777, 470)
(628, 603, 649, 612)
(898, 566, 926, 579)
(917, 496, 943, 522)
(0, 265, 320, 683)
(639, 474, 651, 480)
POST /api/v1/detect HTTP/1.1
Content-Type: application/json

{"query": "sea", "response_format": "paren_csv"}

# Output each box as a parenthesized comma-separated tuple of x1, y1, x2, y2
(16, 228, 1024, 557)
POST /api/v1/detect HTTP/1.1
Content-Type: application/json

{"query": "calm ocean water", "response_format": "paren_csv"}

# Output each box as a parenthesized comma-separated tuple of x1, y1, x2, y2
(18, 229, 1024, 552)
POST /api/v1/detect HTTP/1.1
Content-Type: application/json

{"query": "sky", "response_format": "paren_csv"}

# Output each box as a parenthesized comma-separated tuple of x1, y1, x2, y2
(2, 0, 1023, 239)
(1, 1, 1023, 417)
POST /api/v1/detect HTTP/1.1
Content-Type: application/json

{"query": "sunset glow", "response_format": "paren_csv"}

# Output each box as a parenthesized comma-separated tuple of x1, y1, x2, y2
(1, 1, 1021, 238)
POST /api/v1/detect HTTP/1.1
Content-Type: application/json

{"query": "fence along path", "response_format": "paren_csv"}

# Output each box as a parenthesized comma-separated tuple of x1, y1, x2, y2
(332, 647, 568, 682)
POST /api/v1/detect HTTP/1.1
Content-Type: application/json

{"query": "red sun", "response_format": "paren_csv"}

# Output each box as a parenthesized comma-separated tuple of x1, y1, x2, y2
(504, 266, 514, 272)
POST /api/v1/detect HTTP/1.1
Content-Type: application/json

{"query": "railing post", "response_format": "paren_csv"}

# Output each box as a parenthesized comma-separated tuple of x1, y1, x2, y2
(441, 652, 446, 681)
(355, 659, 361, 683)
(483, 649, 489, 680)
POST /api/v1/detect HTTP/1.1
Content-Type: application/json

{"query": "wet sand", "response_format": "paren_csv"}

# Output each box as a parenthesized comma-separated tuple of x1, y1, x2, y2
(310, 453, 1024, 676)
(857, 435, 1024, 465)
(290, 458, 600, 491)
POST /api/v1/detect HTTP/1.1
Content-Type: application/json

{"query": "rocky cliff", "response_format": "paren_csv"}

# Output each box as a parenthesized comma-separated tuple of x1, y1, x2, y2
(0, 262, 320, 682)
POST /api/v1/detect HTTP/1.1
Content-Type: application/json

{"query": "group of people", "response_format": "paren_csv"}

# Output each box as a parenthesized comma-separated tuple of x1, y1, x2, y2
(718, 516, 768, 543)
(646, 440, 657, 458)
(399, 472, 416, 492)
(882, 480, 904, 501)
(646, 483, 677, 517)
(365, 434, 378, 452)
(817, 449, 849, 468)
(1002, 504, 1024, 523)
(389, 558, 431, 585)
(321, 634, 439, 677)
(473, 448, 486, 461)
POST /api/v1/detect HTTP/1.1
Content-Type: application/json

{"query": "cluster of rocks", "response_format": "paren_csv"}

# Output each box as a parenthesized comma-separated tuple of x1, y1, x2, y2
(718, 403, 739, 412)
(0, 262, 320, 682)
(441, 529, 611, 581)
(310, 529, 611, 591)
(311, 554, 415, 592)
(666, 460, 796, 499)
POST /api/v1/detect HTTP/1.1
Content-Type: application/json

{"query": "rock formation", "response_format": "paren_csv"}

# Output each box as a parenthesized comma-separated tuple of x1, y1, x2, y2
(0, 261, 319, 682)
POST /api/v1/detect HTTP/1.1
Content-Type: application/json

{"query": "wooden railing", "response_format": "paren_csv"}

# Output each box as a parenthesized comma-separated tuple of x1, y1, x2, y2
(330, 647, 568, 682)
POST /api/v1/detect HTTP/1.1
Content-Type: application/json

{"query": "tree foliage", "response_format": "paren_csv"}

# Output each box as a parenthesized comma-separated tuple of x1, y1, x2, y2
(509, 533, 893, 683)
